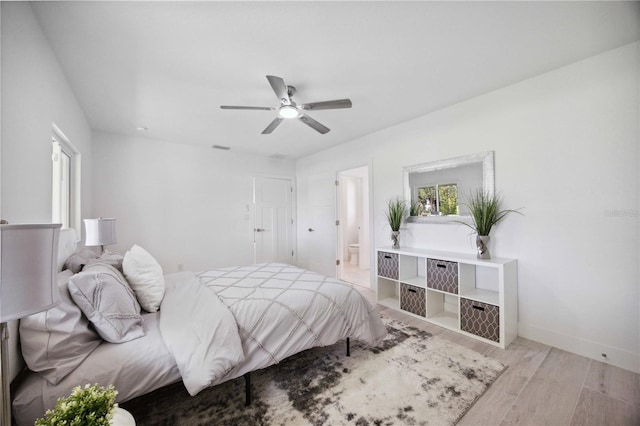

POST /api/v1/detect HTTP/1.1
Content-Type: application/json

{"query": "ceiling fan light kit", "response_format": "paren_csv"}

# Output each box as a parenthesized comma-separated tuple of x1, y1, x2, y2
(220, 75, 352, 135)
(278, 105, 300, 119)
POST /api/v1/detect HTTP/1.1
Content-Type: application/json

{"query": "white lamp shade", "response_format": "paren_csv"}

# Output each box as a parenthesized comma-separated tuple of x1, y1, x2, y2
(84, 218, 117, 247)
(0, 224, 62, 322)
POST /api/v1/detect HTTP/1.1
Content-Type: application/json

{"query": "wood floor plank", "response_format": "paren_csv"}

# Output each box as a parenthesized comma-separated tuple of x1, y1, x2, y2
(571, 388, 640, 426)
(584, 360, 640, 407)
(459, 338, 550, 425)
(499, 348, 591, 426)
(483, 337, 551, 366)
(438, 329, 492, 353)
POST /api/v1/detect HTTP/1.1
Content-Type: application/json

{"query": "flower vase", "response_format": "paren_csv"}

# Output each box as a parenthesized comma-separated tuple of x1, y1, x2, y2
(476, 235, 490, 259)
(391, 231, 400, 249)
(110, 407, 136, 425)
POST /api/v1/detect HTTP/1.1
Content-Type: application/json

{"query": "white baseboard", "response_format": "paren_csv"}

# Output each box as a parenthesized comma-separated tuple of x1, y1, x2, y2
(518, 322, 640, 374)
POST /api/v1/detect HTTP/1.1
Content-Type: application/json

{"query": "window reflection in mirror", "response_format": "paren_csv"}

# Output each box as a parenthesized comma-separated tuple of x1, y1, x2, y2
(409, 163, 481, 216)
(417, 183, 459, 216)
(404, 151, 494, 223)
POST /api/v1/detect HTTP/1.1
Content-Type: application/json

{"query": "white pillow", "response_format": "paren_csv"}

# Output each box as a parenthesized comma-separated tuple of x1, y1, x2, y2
(123, 244, 165, 312)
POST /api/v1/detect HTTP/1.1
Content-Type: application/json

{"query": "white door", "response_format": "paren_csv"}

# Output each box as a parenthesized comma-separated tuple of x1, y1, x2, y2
(254, 177, 293, 264)
(306, 172, 338, 277)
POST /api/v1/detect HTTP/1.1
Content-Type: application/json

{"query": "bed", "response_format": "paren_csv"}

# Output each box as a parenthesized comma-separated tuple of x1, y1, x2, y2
(11, 230, 387, 425)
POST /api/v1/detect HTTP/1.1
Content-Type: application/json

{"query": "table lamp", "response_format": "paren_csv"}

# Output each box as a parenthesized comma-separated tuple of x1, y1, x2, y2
(84, 218, 117, 254)
(0, 223, 61, 426)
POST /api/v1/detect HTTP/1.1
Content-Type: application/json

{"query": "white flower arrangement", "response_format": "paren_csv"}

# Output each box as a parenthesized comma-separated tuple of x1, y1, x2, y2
(35, 384, 118, 426)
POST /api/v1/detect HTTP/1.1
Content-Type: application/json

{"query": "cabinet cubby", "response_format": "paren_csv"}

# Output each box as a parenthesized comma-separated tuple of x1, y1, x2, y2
(376, 247, 518, 348)
(399, 254, 426, 288)
(377, 276, 399, 309)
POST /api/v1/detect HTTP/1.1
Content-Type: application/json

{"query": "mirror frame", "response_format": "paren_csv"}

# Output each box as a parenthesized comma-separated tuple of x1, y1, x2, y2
(403, 151, 495, 224)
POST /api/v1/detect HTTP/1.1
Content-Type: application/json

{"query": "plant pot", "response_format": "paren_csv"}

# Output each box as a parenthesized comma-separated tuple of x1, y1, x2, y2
(110, 407, 135, 426)
(391, 231, 400, 249)
(476, 235, 490, 259)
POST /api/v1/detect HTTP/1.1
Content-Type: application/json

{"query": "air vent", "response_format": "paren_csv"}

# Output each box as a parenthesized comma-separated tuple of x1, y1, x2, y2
(211, 145, 231, 151)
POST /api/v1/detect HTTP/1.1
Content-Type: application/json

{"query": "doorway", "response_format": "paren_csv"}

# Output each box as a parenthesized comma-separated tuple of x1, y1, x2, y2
(337, 166, 370, 288)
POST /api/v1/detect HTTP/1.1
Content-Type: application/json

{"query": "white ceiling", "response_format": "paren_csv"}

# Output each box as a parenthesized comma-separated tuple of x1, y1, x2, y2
(31, 1, 639, 159)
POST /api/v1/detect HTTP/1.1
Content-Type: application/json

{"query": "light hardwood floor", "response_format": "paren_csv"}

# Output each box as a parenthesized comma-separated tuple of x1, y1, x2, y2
(354, 286, 640, 426)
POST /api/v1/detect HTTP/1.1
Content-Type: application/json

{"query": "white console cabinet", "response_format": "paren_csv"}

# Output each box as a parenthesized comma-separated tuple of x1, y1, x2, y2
(376, 247, 518, 349)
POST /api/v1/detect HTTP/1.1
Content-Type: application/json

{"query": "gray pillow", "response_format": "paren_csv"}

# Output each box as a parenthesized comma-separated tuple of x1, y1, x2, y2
(68, 263, 145, 343)
(19, 270, 102, 385)
(64, 249, 99, 273)
(87, 252, 125, 272)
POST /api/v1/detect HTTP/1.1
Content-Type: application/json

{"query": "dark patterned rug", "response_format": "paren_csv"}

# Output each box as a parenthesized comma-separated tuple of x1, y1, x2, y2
(121, 318, 505, 425)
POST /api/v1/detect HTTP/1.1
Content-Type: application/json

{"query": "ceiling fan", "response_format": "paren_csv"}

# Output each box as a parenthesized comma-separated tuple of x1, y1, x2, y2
(220, 75, 352, 135)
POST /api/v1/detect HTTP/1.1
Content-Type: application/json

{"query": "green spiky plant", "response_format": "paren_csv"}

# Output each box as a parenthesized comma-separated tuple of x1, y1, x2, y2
(409, 201, 422, 216)
(457, 190, 522, 236)
(385, 198, 407, 231)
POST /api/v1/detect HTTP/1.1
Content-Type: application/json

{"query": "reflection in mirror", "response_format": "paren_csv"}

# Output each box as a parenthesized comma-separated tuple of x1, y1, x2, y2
(403, 151, 494, 224)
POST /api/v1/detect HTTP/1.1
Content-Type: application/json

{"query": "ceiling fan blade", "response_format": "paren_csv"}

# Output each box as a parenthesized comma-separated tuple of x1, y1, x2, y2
(220, 105, 274, 111)
(300, 99, 352, 111)
(299, 113, 330, 134)
(266, 75, 291, 105)
(262, 117, 284, 134)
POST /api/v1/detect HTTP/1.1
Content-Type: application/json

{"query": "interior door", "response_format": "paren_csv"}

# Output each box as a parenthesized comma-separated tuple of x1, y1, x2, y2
(254, 177, 293, 264)
(306, 172, 338, 277)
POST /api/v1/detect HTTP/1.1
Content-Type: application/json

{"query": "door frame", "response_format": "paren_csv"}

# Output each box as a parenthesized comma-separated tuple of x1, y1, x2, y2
(335, 164, 371, 286)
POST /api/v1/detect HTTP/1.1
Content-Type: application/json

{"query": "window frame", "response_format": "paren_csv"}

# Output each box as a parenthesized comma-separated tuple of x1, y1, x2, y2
(51, 124, 81, 235)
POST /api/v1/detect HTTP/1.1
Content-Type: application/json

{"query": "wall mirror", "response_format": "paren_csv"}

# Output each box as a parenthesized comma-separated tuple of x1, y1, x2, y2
(403, 151, 494, 224)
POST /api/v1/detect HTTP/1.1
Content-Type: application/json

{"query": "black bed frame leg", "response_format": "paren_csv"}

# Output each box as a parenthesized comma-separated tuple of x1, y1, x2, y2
(346, 337, 350, 357)
(244, 372, 251, 406)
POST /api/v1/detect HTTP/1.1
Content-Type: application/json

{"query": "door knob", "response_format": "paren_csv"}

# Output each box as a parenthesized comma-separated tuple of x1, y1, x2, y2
(255, 228, 265, 232)
(308, 228, 315, 232)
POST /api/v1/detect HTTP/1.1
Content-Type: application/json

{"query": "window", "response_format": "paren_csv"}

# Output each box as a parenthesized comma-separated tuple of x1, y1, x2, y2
(51, 139, 71, 227)
(417, 183, 458, 216)
(51, 125, 80, 233)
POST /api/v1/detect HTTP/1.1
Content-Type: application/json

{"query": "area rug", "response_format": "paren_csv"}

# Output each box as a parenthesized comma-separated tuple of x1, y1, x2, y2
(121, 318, 505, 425)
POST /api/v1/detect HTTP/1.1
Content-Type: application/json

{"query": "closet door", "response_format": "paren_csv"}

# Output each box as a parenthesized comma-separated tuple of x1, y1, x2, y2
(254, 176, 293, 264)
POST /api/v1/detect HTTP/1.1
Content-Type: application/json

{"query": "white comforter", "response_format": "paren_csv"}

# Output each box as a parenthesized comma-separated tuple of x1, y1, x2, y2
(161, 263, 387, 395)
(159, 271, 245, 395)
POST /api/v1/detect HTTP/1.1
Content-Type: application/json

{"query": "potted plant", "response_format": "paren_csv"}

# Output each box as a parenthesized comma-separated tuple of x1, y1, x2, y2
(457, 190, 522, 259)
(36, 384, 118, 426)
(385, 198, 407, 249)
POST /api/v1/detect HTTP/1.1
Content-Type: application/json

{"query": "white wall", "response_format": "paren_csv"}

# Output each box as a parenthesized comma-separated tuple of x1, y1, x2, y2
(92, 131, 296, 272)
(1, 2, 93, 225)
(296, 42, 640, 373)
(0, 2, 93, 381)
